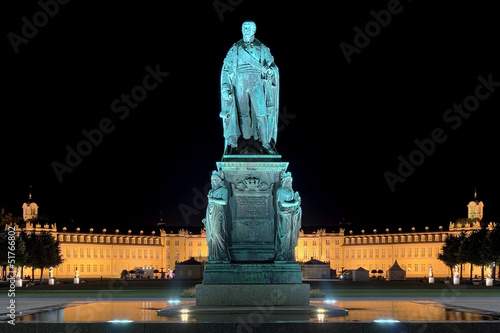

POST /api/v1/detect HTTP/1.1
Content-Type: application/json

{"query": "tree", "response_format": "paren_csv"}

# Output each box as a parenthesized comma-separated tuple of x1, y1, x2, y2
(486, 224, 500, 281)
(438, 233, 462, 278)
(25, 231, 64, 282)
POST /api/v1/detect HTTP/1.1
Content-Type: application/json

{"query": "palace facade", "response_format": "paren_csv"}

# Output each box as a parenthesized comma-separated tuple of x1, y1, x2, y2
(8, 192, 495, 279)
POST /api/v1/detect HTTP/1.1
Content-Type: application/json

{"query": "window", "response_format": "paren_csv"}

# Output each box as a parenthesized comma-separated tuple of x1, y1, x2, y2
(198, 241, 202, 246)
(357, 250, 361, 258)
(401, 248, 405, 257)
(428, 248, 432, 257)
(138, 250, 142, 258)
(87, 248, 91, 258)
(304, 240, 307, 246)
(421, 248, 425, 257)
(125, 250, 129, 258)
(100, 265, 104, 272)
(415, 264, 418, 272)
(312, 250, 317, 258)
(408, 248, 412, 257)
(106, 249, 111, 258)
(335, 249, 339, 259)
(363, 249, 367, 258)
(335, 239, 339, 245)
(345, 250, 349, 259)
(375, 249, 379, 258)
(166, 250, 170, 259)
(188, 241, 192, 246)
(326, 249, 331, 258)
(326, 240, 330, 245)
(93, 249, 98, 258)
(381, 249, 385, 258)
(414, 248, 418, 257)
(312, 240, 317, 246)
(369, 249, 373, 258)
(93, 265, 97, 273)
(351, 250, 355, 258)
(66, 248, 71, 257)
(144, 250, 148, 259)
(100, 249, 104, 258)
(175, 240, 179, 246)
(119, 249, 123, 258)
(87, 265, 91, 273)
(303, 250, 307, 259)
(132, 250, 136, 258)
(394, 248, 398, 257)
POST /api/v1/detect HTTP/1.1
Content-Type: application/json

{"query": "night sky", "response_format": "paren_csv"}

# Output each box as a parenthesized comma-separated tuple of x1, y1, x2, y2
(3, 1, 499, 233)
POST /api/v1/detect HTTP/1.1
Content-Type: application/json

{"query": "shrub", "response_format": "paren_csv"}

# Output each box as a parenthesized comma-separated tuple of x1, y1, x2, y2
(310, 288, 325, 298)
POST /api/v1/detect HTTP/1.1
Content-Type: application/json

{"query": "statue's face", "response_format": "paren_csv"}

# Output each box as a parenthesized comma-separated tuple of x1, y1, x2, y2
(242, 22, 256, 43)
(211, 175, 222, 188)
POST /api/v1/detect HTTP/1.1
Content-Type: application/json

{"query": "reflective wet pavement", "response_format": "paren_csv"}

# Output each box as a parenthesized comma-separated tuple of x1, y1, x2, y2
(13, 300, 499, 323)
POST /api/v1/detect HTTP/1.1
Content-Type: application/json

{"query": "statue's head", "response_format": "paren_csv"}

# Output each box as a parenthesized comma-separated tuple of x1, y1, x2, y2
(281, 172, 293, 187)
(211, 171, 224, 187)
(242, 21, 256, 43)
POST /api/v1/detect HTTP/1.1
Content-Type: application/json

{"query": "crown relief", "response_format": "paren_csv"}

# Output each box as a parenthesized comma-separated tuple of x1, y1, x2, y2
(234, 175, 271, 191)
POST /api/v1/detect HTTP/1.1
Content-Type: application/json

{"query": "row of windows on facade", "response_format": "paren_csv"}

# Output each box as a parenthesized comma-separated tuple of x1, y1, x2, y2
(57, 264, 160, 274)
(341, 263, 447, 273)
(343, 234, 446, 245)
(59, 234, 160, 245)
(64, 247, 204, 260)
(65, 247, 162, 259)
(306, 246, 441, 260)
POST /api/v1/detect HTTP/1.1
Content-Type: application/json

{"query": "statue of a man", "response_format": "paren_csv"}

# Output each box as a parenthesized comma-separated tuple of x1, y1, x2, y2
(203, 171, 231, 262)
(220, 21, 279, 155)
(275, 172, 302, 261)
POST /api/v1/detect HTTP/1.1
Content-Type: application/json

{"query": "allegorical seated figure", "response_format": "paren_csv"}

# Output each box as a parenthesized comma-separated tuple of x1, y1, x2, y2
(220, 21, 279, 155)
(203, 171, 231, 262)
(275, 172, 302, 261)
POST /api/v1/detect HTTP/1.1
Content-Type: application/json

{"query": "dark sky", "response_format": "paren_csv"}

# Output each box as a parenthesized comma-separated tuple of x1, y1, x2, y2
(2, 1, 499, 232)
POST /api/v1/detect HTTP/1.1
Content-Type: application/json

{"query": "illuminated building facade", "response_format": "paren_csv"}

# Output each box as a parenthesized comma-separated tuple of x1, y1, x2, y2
(9, 192, 495, 279)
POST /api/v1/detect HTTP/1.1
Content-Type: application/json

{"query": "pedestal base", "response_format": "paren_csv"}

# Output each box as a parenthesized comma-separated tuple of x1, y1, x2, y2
(486, 277, 493, 286)
(203, 261, 302, 284)
(15, 278, 22, 288)
(74, 277, 79, 284)
(48, 277, 55, 285)
(196, 283, 310, 306)
(428, 277, 434, 284)
(453, 276, 460, 285)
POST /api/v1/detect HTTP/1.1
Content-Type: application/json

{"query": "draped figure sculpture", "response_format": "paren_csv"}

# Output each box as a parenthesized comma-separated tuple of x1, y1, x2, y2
(203, 171, 231, 262)
(220, 21, 279, 155)
(275, 172, 302, 261)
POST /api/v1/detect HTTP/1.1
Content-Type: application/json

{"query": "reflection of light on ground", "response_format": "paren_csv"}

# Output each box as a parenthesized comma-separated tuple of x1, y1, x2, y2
(311, 301, 492, 322)
(16, 300, 496, 323)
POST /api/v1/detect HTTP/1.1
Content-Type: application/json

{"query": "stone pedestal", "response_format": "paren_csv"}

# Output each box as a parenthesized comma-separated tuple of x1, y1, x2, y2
(197, 156, 309, 307)
(203, 261, 302, 284)
(428, 277, 434, 284)
(196, 283, 310, 306)
(486, 277, 493, 286)
(15, 278, 22, 288)
(217, 156, 288, 262)
(49, 277, 55, 285)
(453, 276, 460, 285)
(74, 277, 79, 284)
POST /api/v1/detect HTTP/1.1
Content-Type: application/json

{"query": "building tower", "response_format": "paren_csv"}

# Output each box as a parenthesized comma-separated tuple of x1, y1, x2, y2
(22, 187, 39, 221)
(467, 189, 484, 220)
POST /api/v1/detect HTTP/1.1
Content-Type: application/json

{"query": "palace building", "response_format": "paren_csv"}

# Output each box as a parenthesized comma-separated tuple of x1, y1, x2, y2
(7, 192, 495, 280)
